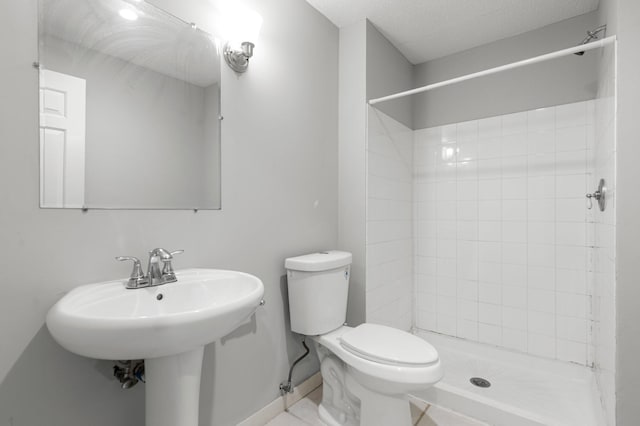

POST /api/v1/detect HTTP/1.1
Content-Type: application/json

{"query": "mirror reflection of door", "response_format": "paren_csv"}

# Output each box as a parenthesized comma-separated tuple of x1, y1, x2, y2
(39, 69, 86, 208)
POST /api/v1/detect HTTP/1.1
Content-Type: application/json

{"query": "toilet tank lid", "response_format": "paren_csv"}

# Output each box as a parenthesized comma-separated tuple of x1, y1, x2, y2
(285, 251, 352, 272)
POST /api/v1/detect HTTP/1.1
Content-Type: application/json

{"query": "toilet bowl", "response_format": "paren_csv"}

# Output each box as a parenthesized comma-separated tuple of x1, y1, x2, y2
(285, 251, 443, 426)
(313, 324, 442, 426)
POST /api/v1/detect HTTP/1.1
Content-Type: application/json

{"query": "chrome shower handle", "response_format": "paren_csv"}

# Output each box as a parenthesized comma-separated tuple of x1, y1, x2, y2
(586, 179, 606, 211)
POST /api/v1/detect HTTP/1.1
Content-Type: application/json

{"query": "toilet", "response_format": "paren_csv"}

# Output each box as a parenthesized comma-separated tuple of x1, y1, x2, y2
(285, 251, 443, 426)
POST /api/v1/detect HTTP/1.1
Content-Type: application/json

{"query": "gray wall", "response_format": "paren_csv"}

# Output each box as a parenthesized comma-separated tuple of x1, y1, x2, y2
(599, 0, 640, 425)
(412, 11, 600, 129)
(366, 22, 413, 129)
(0, 0, 338, 425)
(338, 20, 367, 327)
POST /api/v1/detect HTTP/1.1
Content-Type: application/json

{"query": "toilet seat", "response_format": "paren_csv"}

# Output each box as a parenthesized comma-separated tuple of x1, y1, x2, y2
(314, 325, 442, 391)
(340, 324, 438, 366)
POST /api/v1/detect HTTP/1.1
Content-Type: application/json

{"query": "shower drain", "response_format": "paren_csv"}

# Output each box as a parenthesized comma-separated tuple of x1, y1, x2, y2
(470, 377, 491, 388)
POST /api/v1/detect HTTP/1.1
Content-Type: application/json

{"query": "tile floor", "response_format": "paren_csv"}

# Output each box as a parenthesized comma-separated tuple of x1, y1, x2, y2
(264, 386, 488, 426)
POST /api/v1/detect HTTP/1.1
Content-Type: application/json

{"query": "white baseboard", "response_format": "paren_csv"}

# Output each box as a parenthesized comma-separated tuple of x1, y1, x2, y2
(237, 372, 322, 426)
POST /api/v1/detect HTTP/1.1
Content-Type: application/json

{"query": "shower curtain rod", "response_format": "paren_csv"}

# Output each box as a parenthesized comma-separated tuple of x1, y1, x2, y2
(368, 35, 616, 105)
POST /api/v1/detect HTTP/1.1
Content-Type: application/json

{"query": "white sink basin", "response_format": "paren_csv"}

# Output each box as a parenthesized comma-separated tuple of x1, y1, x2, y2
(46, 268, 264, 426)
(46, 268, 265, 360)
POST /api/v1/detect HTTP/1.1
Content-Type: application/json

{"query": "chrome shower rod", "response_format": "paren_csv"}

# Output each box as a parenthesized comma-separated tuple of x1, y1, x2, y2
(368, 35, 616, 105)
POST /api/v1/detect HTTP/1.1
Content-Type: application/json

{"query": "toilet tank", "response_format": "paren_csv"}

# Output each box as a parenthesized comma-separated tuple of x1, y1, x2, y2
(285, 251, 352, 336)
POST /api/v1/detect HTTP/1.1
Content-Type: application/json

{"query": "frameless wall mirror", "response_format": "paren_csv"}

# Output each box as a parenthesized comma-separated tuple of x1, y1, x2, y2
(38, 0, 221, 210)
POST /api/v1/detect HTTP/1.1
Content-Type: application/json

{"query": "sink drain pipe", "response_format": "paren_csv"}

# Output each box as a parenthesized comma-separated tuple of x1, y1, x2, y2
(279, 337, 310, 394)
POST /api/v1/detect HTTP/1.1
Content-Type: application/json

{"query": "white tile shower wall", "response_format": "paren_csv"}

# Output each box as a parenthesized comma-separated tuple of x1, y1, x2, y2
(591, 43, 616, 426)
(366, 107, 413, 331)
(414, 100, 595, 364)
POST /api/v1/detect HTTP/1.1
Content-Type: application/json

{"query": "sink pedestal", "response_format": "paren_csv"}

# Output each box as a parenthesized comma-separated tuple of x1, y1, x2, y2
(145, 347, 205, 426)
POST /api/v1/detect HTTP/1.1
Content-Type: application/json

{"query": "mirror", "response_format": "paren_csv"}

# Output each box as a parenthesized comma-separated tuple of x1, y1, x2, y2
(38, 0, 221, 210)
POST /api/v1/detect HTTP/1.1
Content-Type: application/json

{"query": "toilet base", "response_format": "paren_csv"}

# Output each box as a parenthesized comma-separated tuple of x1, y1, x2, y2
(316, 342, 413, 426)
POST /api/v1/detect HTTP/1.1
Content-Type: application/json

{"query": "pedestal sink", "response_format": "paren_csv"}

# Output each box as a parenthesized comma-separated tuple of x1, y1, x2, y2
(46, 268, 264, 426)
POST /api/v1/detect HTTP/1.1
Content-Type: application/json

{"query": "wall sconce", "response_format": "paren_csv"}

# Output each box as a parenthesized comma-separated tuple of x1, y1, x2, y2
(220, 5, 262, 74)
(224, 42, 254, 73)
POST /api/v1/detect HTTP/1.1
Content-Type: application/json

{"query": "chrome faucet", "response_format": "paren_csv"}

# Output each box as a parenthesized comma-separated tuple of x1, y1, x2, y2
(116, 248, 184, 289)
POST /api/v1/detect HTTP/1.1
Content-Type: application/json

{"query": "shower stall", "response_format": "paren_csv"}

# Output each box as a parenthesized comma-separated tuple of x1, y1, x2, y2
(364, 36, 616, 426)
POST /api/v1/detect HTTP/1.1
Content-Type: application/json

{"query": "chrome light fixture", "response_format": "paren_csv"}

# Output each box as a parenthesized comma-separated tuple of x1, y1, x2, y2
(223, 41, 255, 73)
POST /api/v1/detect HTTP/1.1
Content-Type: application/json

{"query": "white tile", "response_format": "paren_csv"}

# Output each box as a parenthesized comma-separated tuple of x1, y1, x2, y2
(502, 200, 527, 221)
(441, 124, 457, 143)
(457, 221, 478, 241)
(501, 222, 526, 242)
(437, 313, 457, 335)
(501, 243, 527, 265)
(527, 130, 555, 155)
(478, 116, 501, 139)
(479, 323, 502, 346)
(437, 295, 457, 314)
(479, 302, 502, 325)
(457, 200, 478, 221)
(502, 328, 528, 352)
(527, 153, 555, 176)
(478, 158, 501, 179)
(502, 307, 528, 330)
(417, 310, 437, 330)
(528, 262, 555, 287)
(556, 150, 587, 175)
(556, 339, 587, 364)
(528, 244, 555, 267)
(556, 316, 588, 343)
(528, 288, 555, 314)
(556, 126, 587, 152)
(502, 111, 527, 135)
(528, 310, 556, 336)
(436, 201, 457, 220)
(457, 280, 479, 301)
(457, 299, 479, 321)
(437, 181, 457, 201)
(528, 199, 555, 222)
(457, 141, 478, 162)
(556, 292, 588, 319)
(479, 241, 501, 262)
(556, 101, 587, 128)
(479, 262, 502, 284)
(457, 180, 478, 200)
(502, 133, 527, 157)
(556, 174, 586, 199)
(555, 199, 585, 222)
(479, 221, 502, 241)
(437, 258, 457, 277)
(528, 222, 555, 245)
(527, 107, 555, 132)
(457, 120, 479, 141)
(478, 200, 501, 221)
(437, 238, 456, 258)
(502, 177, 527, 199)
(436, 276, 457, 297)
(479, 283, 502, 304)
(503, 286, 527, 309)
(528, 333, 556, 358)
(556, 268, 587, 294)
(556, 245, 586, 270)
(502, 263, 527, 286)
(457, 160, 478, 180)
(478, 139, 502, 159)
(479, 179, 501, 199)
(502, 155, 528, 178)
(528, 175, 555, 199)
(456, 319, 479, 341)
(437, 222, 457, 240)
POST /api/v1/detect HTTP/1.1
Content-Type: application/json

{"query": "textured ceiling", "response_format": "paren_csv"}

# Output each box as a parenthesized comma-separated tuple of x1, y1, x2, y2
(305, 0, 600, 64)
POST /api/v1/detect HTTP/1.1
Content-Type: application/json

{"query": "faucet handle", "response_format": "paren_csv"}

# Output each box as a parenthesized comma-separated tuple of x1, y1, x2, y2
(116, 256, 148, 288)
(161, 250, 184, 278)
